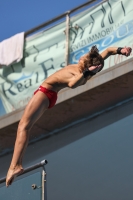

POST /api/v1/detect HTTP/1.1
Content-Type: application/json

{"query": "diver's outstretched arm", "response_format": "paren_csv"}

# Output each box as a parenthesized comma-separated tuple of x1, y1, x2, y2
(101, 47, 132, 60)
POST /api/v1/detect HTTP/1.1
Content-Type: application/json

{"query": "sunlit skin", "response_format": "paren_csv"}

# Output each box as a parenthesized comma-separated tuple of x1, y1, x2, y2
(6, 46, 132, 187)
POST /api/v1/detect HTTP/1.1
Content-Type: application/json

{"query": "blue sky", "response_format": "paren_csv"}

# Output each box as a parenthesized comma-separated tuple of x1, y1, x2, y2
(0, 0, 102, 42)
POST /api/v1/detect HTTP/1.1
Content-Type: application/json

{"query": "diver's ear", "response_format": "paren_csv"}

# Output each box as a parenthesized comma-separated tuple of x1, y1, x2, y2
(90, 45, 99, 54)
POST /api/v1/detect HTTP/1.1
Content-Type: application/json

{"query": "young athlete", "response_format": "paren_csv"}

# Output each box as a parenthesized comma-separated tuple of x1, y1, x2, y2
(6, 45, 132, 186)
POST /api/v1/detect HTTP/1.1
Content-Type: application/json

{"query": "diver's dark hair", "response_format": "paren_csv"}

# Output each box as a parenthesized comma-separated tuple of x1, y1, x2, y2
(82, 45, 104, 71)
(90, 45, 99, 54)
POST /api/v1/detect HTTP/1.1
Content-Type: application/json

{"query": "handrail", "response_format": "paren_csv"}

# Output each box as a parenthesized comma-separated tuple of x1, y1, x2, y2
(25, 0, 99, 37)
(0, 159, 48, 184)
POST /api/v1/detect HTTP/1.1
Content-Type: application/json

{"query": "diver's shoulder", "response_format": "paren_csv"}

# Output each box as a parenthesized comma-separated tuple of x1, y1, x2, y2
(64, 64, 78, 69)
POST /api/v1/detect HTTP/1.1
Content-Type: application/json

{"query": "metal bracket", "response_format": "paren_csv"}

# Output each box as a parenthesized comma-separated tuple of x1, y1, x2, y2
(31, 184, 42, 190)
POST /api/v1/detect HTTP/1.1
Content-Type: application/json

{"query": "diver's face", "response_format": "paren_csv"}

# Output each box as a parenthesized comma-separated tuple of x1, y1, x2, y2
(89, 64, 103, 72)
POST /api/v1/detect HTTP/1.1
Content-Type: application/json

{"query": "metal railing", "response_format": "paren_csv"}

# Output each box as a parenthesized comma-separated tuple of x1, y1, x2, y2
(24, 0, 100, 37)
(0, 159, 48, 200)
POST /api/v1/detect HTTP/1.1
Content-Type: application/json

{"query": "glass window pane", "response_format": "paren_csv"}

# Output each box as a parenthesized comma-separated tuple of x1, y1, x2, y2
(0, 172, 42, 200)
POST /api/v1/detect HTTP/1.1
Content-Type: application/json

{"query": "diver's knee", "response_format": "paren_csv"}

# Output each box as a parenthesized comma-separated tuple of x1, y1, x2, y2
(18, 120, 33, 132)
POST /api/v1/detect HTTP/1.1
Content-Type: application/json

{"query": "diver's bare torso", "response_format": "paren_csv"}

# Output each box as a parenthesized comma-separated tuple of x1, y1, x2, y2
(41, 64, 89, 92)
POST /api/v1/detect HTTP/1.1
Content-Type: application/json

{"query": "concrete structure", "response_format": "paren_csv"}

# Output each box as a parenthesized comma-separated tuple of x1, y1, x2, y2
(1, 56, 133, 129)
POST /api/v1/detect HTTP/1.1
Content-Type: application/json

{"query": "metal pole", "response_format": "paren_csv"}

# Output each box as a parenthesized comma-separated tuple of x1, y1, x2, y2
(0, 159, 48, 184)
(65, 13, 70, 66)
(42, 166, 47, 200)
(42, 170, 45, 200)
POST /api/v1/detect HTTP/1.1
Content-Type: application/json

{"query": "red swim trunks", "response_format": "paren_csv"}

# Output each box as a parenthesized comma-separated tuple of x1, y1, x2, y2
(34, 85, 57, 108)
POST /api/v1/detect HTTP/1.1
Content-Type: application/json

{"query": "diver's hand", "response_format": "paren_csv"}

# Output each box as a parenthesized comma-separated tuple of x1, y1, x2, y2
(120, 47, 132, 56)
(6, 165, 24, 187)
